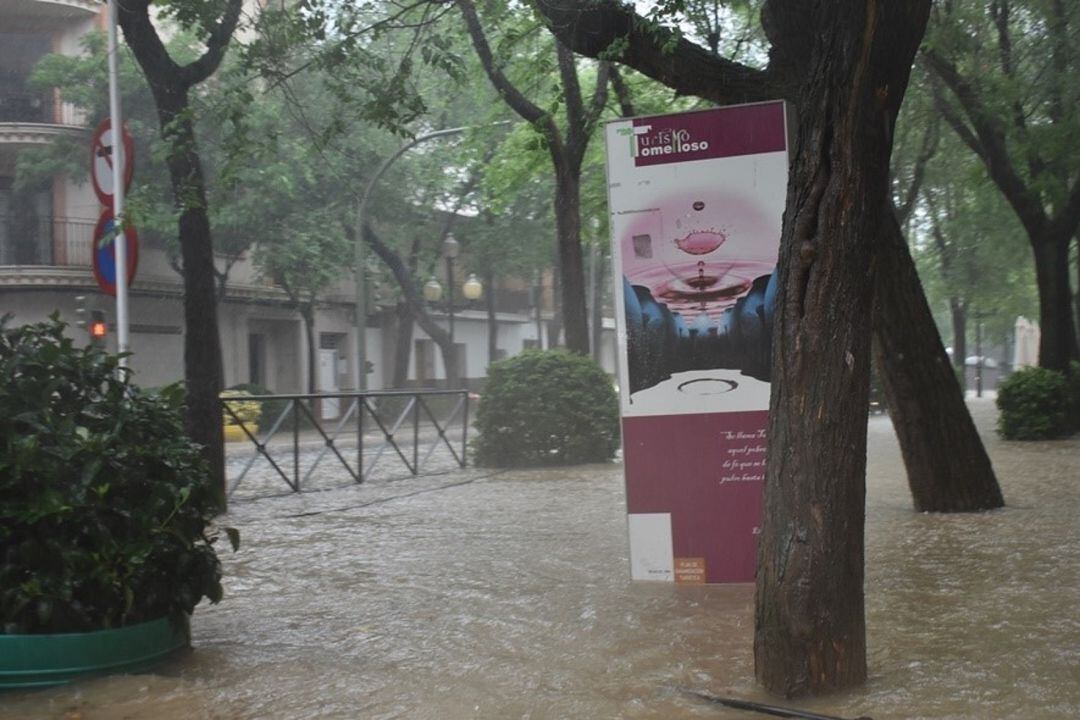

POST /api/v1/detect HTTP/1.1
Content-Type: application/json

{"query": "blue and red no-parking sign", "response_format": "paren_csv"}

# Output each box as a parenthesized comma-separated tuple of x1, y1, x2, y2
(91, 210, 139, 297)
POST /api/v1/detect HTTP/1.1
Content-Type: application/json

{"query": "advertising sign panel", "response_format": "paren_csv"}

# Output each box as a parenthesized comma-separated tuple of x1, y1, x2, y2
(604, 101, 789, 583)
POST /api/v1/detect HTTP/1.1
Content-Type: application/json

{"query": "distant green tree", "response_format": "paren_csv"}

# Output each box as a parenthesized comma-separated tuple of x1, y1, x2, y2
(455, 0, 611, 355)
(923, 0, 1080, 371)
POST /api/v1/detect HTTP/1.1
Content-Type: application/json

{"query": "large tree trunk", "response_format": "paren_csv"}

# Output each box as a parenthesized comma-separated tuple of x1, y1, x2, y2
(874, 211, 1003, 512)
(118, 0, 240, 506)
(553, 163, 589, 353)
(1033, 236, 1079, 371)
(754, 0, 930, 697)
(157, 93, 225, 502)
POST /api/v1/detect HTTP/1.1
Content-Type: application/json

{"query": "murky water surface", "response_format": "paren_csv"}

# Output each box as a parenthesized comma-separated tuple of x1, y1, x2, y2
(3, 399, 1077, 719)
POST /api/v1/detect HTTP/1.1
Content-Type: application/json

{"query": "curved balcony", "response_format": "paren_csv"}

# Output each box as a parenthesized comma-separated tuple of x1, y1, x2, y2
(0, 215, 95, 268)
(0, 92, 85, 149)
(4, 0, 99, 30)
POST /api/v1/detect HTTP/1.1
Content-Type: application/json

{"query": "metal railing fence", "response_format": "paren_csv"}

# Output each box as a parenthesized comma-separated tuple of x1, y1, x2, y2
(221, 389, 470, 498)
(0, 215, 95, 267)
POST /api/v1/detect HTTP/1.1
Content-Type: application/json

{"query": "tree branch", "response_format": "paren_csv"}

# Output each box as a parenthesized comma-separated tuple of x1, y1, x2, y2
(557, 41, 587, 147)
(456, 0, 554, 129)
(357, 222, 453, 348)
(609, 65, 635, 117)
(1049, 179, 1080, 241)
(928, 76, 983, 161)
(179, 0, 244, 87)
(895, 118, 939, 224)
(532, 0, 788, 105)
(922, 48, 1048, 237)
(117, 0, 183, 86)
(583, 61, 611, 137)
(989, 0, 1044, 180)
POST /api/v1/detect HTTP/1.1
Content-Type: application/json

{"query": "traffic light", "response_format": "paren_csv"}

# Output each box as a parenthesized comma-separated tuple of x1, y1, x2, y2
(89, 310, 108, 347)
(74, 295, 87, 329)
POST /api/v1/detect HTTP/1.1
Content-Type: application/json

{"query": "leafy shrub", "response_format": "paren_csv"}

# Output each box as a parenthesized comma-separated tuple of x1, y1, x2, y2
(473, 349, 619, 467)
(0, 316, 236, 634)
(1068, 361, 1080, 432)
(996, 366, 1071, 440)
(228, 382, 315, 431)
(220, 389, 262, 427)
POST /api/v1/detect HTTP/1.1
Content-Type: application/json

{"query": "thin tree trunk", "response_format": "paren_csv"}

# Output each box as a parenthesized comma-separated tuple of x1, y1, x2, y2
(1033, 236, 1079, 371)
(755, 1, 931, 696)
(547, 252, 563, 349)
(553, 165, 588, 353)
(160, 97, 225, 502)
(301, 303, 316, 395)
(118, 0, 241, 506)
(1074, 235, 1080, 345)
(439, 340, 460, 389)
(591, 252, 604, 363)
(392, 302, 414, 389)
(485, 269, 497, 368)
(873, 211, 1003, 512)
(951, 298, 967, 386)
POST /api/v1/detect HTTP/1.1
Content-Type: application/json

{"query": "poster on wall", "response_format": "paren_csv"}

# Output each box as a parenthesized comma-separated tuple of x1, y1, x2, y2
(604, 101, 789, 584)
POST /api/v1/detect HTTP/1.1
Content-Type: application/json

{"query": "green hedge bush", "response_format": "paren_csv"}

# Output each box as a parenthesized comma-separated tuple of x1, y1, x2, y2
(1, 316, 236, 634)
(473, 350, 619, 467)
(1068, 361, 1080, 431)
(996, 366, 1071, 440)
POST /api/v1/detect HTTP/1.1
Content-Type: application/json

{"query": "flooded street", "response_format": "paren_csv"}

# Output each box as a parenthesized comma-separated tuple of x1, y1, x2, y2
(3, 399, 1078, 719)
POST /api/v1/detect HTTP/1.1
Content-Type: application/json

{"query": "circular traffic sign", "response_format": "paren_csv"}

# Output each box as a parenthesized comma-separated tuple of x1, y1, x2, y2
(90, 119, 135, 206)
(92, 210, 139, 297)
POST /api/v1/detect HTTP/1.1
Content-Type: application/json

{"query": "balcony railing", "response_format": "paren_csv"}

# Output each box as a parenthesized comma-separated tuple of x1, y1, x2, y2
(0, 215, 95, 267)
(0, 92, 81, 126)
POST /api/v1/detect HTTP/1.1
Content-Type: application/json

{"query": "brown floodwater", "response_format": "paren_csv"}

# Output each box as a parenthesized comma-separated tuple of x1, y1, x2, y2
(2, 398, 1077, 719)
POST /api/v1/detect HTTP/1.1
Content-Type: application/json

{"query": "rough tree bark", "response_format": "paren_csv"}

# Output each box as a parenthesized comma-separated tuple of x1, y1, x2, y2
(878, 127, 1000, 510)
(457, 0, 608, 354)
(533, 0, 933, 695)
(873, 209, 1003, 511)
(754, 1, 931, 694)
(117, 0, 243, 503)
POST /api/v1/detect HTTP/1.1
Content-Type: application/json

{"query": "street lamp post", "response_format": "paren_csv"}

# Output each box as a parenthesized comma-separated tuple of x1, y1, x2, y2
(443, 234, 460, 345)
(975, 310, 986, 398)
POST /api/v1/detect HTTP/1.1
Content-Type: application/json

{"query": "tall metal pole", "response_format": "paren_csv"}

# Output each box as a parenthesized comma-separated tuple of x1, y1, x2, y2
(107, 0, 129, 365)
(587, 240, 598, 360)
(975, 312, 984, 398)
(534, 269, 544, 348)
(353, 200, 367, 391)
